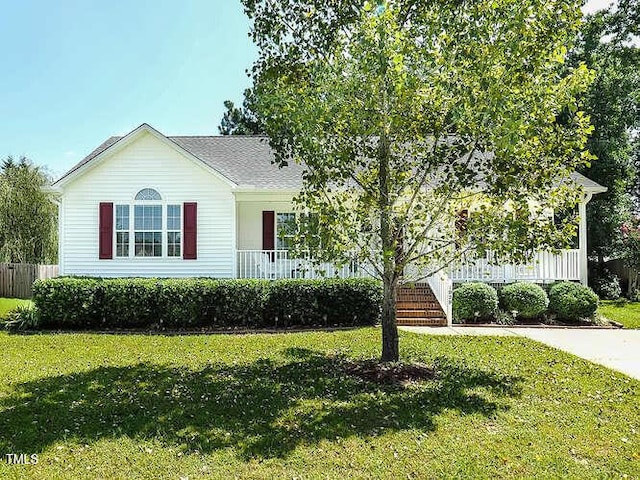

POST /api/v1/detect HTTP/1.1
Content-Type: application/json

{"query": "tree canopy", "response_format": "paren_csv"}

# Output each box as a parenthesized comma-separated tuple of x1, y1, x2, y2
(218, 88, 264, 135)
(571, 2, 640, 263)
(244, 0, 593, 360)
(0, 156, 58, 264)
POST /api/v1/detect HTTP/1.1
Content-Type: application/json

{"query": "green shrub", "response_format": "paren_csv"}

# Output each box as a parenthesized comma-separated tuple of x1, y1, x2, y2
(495, 310, 516, 326)
(499, 282, 549, 319)
(32, 277, 382, 330)
(452, 282, 498, 323)
(3, 305, 40, 331)
(264, 278, 382, 327)
(548, 281, 599, 321)
(590, 271, 622, 300)
(32, 277, 104, 328)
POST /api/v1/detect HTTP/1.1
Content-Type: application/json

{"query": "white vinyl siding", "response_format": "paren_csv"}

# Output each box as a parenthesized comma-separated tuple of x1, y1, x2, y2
(59, 131, 235, 277)
(235, 197, 296, 250)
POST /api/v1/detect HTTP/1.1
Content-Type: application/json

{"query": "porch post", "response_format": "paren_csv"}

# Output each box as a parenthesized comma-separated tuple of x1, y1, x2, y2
(231, 193, 238, 279)
(578, 193, 592, 286)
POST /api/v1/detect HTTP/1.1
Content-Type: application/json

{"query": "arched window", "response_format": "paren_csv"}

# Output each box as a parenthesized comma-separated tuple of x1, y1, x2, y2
(113, 188, 182, 258)
(135, 188, 162, 201)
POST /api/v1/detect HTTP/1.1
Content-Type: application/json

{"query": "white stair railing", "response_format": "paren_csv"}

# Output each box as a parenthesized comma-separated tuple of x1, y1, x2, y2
(427, 271, 453, 325)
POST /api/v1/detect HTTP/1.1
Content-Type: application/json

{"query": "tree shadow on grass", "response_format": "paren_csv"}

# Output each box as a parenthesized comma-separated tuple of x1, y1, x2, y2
(0, 348, 521, 459)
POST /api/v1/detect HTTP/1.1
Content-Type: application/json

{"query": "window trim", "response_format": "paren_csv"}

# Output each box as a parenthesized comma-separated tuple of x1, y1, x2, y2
(115, 204, 130, 258)
(112, 189, 183, 260)
(275, 212, 296, 251)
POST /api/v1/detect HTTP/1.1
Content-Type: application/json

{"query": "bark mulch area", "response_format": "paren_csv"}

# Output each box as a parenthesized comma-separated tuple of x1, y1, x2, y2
(341, 359, 435, 386)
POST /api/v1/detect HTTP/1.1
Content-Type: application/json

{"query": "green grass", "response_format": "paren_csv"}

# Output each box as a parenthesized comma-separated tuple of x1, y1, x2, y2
(599, 300, 640, 329)
(0, 298, 32, 318)
(0, 329, 638, 479)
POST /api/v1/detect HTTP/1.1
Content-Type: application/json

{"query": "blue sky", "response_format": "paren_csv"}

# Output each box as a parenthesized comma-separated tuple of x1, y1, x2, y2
(0, 0, 256, 177)
(0, 0, 611, 178)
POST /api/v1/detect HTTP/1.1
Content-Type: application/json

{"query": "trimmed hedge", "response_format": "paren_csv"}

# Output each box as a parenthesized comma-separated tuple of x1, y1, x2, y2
(499, 282, 549, 319)
(452, 282, 499, 323)
(548, 281, 599, 321)
(31, 277, 382, 330)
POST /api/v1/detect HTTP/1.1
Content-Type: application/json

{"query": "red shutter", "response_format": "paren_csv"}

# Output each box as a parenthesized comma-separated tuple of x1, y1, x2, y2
(183, 202, 197, 260)
(99, 202, 113, 260)
(262, 211, 275, 250)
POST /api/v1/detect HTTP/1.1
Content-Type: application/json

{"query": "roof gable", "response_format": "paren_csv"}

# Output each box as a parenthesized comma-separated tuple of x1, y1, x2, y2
(53, 124, 238, 188)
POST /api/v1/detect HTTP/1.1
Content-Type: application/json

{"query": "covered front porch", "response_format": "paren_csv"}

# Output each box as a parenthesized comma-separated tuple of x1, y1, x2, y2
(233, 190, 593, 286)
(234, 248, 582, 283)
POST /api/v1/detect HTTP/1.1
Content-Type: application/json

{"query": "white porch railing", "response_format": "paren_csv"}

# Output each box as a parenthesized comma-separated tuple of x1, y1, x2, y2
(236, 250, 367, 280)
(449, 249, 580, 283)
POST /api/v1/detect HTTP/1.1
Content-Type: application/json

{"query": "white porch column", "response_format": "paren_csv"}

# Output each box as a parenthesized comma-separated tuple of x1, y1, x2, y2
(578, 193, 593, 286)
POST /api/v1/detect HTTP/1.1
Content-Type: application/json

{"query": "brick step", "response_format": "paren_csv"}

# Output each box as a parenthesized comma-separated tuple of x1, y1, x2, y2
(398, 287, 433, 295)
(397, 317, 447, 326)
(397, 298, 438, 305)
(396, 301, 441, 309)
(397, 294, 437, 300)
(396, 284, 446, 326)
(397, 309, 444, 318)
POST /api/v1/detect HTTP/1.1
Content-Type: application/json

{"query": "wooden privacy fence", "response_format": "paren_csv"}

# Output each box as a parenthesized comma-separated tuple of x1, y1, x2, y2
(0, 264, 59, 299)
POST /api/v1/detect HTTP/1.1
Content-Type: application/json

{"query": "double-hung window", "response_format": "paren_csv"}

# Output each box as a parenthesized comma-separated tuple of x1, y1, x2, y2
(167, 205, 181, 257)
(276, 213, 296, 250)
(115, 205, 130, 257)
(134, 205, 163, 257)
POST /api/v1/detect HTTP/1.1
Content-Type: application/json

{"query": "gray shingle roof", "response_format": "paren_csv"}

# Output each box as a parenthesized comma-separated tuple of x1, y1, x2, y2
(169, 136, 304, 188)
(56, 129, 605, 192)
(56, 133, 304, 189)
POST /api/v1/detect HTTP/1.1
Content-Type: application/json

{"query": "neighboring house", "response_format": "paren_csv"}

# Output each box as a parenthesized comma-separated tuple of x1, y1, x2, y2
(50, 123, 606, 325)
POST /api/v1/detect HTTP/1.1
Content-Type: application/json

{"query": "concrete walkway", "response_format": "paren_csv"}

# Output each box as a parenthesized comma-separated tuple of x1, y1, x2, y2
(401, 326, 640, 380)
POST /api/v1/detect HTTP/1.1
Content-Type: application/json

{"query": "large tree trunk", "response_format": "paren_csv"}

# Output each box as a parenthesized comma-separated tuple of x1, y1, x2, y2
(381, 274, 399, 362)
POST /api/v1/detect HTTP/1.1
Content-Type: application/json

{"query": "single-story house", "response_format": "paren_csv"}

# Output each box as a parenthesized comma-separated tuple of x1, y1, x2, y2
(49, 123, 606, 326)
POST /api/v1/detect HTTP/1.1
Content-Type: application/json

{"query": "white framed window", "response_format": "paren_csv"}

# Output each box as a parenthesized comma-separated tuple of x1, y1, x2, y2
(113, 189, 182, 259)
(276, 212, 296, 250)
(134, 204, 162, 257)
(167, 204, 181, 257)
(135, 188, 162, 201)
(115, 205, 130, 257)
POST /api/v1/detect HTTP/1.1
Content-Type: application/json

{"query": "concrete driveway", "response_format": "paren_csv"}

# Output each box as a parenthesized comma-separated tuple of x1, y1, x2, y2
(401, 326, 640, 380)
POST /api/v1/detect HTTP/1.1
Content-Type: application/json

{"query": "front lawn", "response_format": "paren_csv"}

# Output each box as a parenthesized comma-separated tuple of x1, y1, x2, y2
(0, 298, 32, 318)
(599, 300, 640, 329)
(0, 329, 637, 479)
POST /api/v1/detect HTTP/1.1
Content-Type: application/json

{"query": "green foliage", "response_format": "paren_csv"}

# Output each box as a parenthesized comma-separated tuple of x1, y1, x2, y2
(495, 309, 516, 326)
(218, 88, 264, 135)
(548, 281, 599, 321)
(31, 277, 382, 330)
(590, 270, 622, 300)
(245, 0, 594, 359)
(3, 304, 40, 331)
(264, 278, 382, 327)
(452, 283, 499, 323)
(571, 7, 640, 261)
(622, 218, 640, 271)
(499, 282, 549, 319)
(0, 156, 58, 263)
